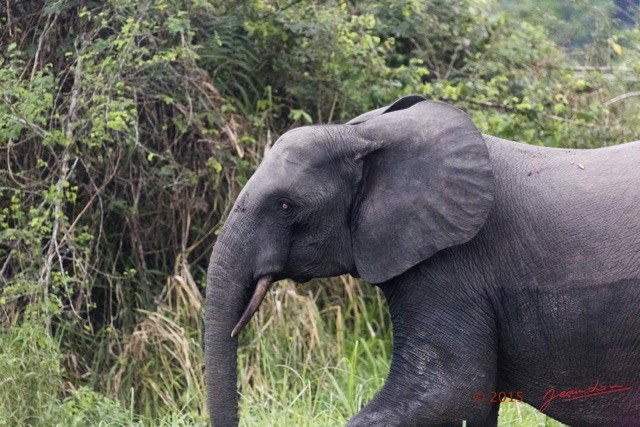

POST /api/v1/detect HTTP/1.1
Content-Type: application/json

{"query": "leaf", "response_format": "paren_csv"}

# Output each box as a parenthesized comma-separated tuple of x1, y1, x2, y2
(289, 108, 313, 124)
(611, 41, 622, 56)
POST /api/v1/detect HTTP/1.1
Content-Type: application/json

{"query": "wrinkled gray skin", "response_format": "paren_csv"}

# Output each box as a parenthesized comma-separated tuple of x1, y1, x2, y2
(205, 96, 640, 426)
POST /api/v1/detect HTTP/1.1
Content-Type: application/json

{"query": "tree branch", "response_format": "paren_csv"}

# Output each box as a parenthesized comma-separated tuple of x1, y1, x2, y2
(603, 91, 640, 107)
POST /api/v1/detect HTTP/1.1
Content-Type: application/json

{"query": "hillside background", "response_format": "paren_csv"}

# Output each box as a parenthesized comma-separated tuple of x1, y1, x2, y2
(1, 0, 638, 425)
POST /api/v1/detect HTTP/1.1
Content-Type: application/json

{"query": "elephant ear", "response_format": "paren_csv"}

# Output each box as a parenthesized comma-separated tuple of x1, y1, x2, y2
(346, 95, 427, 125)
(349, 99, 495, 283)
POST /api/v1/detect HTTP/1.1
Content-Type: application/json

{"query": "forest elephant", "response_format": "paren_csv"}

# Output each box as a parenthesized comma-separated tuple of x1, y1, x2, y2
(205, 95, 640, 426)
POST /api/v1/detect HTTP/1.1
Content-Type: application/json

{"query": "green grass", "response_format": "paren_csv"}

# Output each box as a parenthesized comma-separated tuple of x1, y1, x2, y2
(0, 277, 565, 426)
(0, 321, 64, 426)
(499, 402, 566, 427)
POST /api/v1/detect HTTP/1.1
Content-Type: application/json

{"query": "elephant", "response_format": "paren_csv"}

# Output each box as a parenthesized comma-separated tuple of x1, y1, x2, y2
(205, 95, 640, 426)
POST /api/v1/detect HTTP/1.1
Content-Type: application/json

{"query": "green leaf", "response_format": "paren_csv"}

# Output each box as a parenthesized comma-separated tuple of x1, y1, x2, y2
(289, 108, 313, 124)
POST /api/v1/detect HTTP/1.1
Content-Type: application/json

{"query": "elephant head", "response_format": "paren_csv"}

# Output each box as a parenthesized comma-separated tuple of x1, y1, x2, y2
(205, 96, 495, 426)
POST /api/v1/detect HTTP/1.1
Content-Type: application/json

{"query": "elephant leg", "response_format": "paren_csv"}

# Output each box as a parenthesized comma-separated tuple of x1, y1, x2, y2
(347, 276, 499, 427)
(346, 351, 499, 427)
(485, 401, 500, 427)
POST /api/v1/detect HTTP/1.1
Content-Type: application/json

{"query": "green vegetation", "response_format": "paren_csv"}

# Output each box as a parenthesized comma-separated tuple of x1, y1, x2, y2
(1, 0, 638, 425)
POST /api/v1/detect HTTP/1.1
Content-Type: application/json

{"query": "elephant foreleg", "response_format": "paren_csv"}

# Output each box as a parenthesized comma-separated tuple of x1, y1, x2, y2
(347, 278, 499, 426)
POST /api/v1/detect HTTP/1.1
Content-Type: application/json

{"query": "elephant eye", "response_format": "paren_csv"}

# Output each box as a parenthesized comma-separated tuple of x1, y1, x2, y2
(277, 198, 294, 214)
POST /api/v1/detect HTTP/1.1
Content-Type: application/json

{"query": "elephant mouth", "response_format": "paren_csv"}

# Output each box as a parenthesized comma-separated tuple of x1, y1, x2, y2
(231, 274, 274, 337)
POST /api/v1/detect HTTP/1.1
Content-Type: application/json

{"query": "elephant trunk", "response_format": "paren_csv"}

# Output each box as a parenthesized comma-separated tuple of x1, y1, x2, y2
(205, 226, 256, 427)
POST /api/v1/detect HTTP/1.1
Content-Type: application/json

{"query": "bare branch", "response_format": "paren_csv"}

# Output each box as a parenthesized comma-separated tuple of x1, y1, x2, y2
(39, 40, 83, 330)
(603, 91, 640, 107)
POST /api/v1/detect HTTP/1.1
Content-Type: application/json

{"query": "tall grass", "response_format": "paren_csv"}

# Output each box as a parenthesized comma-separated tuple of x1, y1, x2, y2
(0, 321, 137, 426)
(0, 276, 565, 426)
(237, 277, 391, 426)
(0, 321, 63, 426)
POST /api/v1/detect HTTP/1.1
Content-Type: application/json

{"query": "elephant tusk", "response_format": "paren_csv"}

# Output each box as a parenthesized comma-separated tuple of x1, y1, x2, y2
(231, 275, 274, 338)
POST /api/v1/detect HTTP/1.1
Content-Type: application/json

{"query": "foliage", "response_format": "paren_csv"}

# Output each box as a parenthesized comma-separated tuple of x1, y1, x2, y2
(58, 387, 138, 427)
(498, 0, 617, 49)
(0, 0, 638, 425)
(1, 0, 244, 421)
(0, 321, 136, 426)
(0, 321, 63, 426)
